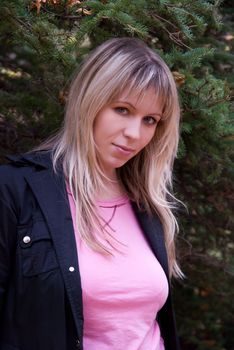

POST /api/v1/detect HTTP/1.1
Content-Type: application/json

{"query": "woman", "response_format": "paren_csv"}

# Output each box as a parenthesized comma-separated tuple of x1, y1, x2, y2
(0, 37, 182, 350)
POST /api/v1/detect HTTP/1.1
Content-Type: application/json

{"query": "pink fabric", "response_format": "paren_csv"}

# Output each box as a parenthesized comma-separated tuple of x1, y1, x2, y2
(67, 191, 168, 350)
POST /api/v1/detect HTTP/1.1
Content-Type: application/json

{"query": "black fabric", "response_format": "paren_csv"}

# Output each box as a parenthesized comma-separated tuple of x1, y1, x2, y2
(0, 151, 180, 350)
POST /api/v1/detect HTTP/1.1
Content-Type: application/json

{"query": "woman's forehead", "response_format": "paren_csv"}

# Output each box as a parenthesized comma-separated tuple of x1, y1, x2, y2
(112, 86, 163, 107)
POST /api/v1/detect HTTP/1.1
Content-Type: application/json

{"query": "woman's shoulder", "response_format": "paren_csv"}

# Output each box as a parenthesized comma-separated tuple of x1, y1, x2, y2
(0, 150, 57, 221)
(0, 150, 53, 186)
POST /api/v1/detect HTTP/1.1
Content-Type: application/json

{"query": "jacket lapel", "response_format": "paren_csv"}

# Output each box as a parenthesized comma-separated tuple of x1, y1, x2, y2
(131, 202, 169, 280)
(24, 166, 84, 341)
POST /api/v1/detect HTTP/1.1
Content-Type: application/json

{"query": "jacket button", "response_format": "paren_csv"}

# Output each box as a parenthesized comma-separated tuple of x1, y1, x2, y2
(76, 339, 80, 348)
(69, 266, 75, 272)
(23, 236, 31, 244)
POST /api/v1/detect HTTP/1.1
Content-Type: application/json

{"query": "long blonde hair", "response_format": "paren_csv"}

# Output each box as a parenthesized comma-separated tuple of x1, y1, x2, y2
(37, 37, 182, 278)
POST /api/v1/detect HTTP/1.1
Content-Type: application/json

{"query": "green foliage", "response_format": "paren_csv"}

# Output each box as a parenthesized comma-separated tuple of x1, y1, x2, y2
(0, 0, 233, 348)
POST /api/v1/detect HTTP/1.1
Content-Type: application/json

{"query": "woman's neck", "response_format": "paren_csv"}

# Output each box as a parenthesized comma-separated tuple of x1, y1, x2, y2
(95, 178, 126, 201)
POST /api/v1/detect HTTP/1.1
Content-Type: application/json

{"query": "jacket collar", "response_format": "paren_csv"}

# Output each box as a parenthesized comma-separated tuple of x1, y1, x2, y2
(6, 150, 53, 169)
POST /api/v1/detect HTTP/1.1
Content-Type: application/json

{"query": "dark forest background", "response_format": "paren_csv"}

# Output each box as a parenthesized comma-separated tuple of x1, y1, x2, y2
(0, 1, 233, 349)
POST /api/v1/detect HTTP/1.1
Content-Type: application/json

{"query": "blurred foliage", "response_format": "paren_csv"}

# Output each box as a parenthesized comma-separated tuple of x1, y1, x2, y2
(0, 0, 233, 349)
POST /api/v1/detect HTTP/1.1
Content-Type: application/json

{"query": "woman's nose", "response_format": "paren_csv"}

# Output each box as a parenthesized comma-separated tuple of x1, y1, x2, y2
(123, 119, 141, 139)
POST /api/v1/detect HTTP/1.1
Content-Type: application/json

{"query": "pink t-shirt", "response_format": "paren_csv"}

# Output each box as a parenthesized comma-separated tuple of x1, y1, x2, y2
(67, 192, 168, 350)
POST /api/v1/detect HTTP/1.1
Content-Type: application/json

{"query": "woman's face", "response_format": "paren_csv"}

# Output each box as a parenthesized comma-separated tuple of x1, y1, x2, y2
(93, 87, 162, 179)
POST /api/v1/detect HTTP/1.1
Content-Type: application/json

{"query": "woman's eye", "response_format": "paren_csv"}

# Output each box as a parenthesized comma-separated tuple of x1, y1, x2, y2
(114, 107, 129, 115)
(144, 116, 157, 125)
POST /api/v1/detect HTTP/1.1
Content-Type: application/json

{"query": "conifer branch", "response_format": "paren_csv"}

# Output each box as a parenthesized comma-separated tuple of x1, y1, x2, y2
(207, 97, 231, 107)
(11, 15, 34, 32)
(152, 12, 178, 30)
(151, 13, 192, 49)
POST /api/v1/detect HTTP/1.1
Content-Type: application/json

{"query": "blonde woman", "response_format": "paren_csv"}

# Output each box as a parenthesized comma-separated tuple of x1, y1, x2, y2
(0, 38, 182, 350)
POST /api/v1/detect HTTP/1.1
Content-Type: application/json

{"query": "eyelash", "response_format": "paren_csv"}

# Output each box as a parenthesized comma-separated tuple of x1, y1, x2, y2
(114, 107, 158, 126)
(114, 107, 129, 115)
(143, 116, 157, 125)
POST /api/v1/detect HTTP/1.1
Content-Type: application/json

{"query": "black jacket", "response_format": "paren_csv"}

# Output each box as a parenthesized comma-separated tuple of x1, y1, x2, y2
(0, 151, 180, 350)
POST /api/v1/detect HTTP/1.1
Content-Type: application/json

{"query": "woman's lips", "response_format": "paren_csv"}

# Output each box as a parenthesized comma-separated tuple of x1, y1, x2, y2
(112, 143, 135, 155)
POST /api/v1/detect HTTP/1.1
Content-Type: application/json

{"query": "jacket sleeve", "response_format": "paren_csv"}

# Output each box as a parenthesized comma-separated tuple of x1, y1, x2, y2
(0, 183, 17, 318)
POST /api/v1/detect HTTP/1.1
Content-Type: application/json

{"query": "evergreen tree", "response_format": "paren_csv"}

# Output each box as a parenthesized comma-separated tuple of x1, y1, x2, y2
(0, 0, 233, 348)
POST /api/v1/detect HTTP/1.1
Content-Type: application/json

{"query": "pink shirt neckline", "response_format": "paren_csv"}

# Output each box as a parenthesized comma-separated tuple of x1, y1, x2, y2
(66, 183, 128, 206)
(97, 195, 129, 206)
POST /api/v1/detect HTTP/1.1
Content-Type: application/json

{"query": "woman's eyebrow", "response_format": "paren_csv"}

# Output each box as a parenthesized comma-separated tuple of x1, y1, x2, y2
(115, 100, 162, 117)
